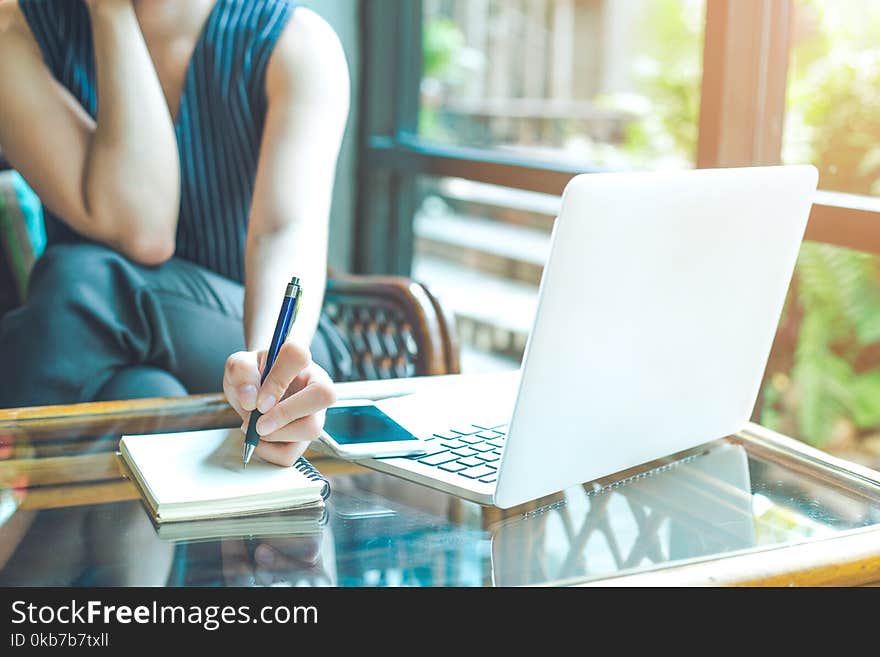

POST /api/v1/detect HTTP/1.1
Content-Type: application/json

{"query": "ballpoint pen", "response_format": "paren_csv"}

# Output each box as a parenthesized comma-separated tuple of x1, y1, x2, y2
(243, 276, 303, 467)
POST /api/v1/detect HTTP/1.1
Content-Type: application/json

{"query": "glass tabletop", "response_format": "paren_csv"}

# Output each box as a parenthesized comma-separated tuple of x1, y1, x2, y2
(1, 394, 879, 587)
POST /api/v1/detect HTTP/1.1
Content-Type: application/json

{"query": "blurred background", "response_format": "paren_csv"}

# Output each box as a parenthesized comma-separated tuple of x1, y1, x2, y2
(2, 0, 879, 467)
(364, 0, 880, 468)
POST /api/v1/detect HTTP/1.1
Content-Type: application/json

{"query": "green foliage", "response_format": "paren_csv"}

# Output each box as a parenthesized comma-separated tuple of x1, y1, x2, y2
(786, 0, 880, 195)
(420, 17, 467, 142)
(423, 17, 465, 80)
(793, 50, 880, 195)
(770, 244, 880, 446)
(758, 0, 880, 448)
(607, 0, 704, 165)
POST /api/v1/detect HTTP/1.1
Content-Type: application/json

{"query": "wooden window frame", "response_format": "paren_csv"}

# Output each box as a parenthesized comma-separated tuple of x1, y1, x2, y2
(357, 0, 880, 276)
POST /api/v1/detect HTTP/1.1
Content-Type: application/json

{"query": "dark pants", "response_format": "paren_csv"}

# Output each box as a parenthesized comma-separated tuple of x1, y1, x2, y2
(0, 243, 347, 408)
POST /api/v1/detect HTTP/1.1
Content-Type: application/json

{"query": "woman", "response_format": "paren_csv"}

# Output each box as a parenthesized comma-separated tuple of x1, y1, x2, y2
(0, 0, 349, 466)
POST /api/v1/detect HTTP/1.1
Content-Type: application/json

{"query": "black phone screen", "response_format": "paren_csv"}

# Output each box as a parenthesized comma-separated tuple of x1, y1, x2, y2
(324, 405, 420, 445)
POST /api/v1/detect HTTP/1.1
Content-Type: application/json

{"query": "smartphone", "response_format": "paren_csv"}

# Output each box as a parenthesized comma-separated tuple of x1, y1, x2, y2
(320, 400, 428, 459)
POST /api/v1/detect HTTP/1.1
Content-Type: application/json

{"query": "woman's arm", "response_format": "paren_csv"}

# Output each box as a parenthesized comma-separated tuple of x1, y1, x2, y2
(0, 0, 179, 264)
(223, 8, 349, 466)
(243, 8, 349, 351)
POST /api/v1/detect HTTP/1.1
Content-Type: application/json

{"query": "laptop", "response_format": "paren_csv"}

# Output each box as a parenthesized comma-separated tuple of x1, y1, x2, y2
(359, 165, 818, 508)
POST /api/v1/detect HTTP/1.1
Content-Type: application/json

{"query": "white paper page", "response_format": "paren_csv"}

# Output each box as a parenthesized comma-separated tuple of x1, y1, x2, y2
(120, 429, 320, 506)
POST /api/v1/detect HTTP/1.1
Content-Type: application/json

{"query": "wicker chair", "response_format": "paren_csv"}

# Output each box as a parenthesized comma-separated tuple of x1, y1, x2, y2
(326, 271, 460, 380)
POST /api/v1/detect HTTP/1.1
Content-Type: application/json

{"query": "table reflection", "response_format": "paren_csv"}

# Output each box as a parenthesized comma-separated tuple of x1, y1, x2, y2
(0, 500, 174, 586)
(2, 437, 880, 586)
(488, 442, 754, 585)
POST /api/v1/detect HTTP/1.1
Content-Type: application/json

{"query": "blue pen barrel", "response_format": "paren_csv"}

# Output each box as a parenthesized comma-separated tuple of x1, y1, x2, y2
(261, 293, 298, 385)
(244, 280, 301, 456)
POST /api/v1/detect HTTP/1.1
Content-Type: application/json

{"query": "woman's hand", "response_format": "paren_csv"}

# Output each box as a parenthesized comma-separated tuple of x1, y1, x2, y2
(223, 343, 336, 467)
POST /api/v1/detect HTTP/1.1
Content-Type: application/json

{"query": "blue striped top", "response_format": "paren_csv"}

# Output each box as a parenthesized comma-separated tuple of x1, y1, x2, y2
(19, 0, 295, 282)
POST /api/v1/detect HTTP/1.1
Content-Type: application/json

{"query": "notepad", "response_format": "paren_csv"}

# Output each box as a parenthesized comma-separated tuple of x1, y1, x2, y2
(155, 507, 329, 543)
(119, 428, 328, 524)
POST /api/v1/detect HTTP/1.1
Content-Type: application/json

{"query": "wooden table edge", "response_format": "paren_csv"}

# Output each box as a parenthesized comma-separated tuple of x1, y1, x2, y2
(0, 376, 470, 424)
(572, 523, 880, 587)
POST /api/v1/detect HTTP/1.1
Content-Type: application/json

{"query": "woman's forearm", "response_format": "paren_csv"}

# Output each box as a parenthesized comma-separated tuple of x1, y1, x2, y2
(240, 5, 344, 363)
(244, 227, 326, 354)
(83, 0, 180, 263)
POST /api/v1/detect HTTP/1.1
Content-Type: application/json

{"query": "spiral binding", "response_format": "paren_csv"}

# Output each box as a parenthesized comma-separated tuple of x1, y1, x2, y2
(294, 457, 331, 500)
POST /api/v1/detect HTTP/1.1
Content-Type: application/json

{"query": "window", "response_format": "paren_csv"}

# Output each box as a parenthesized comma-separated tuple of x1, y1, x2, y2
(758, 0, 880, 459)
(358, 0, 880, 464)
(783, 0, 880, 197)
(760, 245, 880, 454)
(421, 0, 706, 169)
(411, 0, 707, 369)
(412, 176, 553, 370)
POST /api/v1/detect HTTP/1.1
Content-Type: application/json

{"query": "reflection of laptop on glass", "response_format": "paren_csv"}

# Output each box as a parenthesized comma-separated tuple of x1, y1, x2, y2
(488, 442, 755, 586)
(361, 166, 818, 508)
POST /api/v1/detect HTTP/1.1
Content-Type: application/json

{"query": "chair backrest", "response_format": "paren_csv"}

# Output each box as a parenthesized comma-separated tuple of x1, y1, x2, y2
(324, 273, 460, 381)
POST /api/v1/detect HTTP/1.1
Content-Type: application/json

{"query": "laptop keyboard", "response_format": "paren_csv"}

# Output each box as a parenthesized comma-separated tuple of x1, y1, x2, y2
(405, 423, 507, 484)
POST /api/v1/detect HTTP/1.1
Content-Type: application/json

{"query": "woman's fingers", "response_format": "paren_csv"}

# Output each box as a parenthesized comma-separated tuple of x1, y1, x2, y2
(220, 540, 257, 586)
(223, 351, 261, 417)
(253, 540, 328, 586)
(256, 342, 311, 413)
(255, 537, 322, 567)
(256, 411, 326, 445)
(256, 380, 336, 436)
(230, 355, 335, 467)
(253, 438, 309, 468)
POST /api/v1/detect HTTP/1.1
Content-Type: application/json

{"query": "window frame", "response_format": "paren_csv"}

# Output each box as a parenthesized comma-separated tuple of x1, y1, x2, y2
(357, 0, 880, 276)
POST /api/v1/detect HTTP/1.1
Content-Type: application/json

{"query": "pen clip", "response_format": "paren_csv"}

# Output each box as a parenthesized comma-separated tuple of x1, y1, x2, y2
(292, 287, 302, 324)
